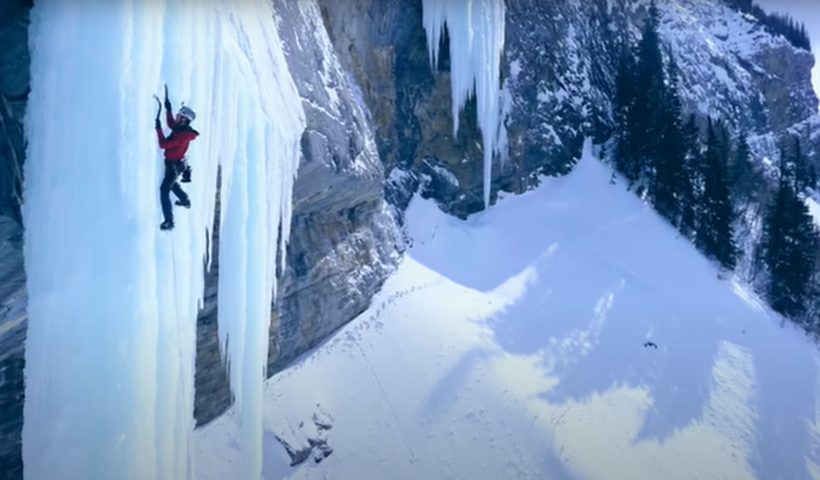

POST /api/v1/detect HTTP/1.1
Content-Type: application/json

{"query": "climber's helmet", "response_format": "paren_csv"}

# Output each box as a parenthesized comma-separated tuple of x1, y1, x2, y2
(178, 105, 196, 123)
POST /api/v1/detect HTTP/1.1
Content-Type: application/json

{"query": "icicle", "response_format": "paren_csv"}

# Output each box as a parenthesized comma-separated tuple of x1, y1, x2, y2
(213, 1, 305, 479)
(422, 0, 506, 209)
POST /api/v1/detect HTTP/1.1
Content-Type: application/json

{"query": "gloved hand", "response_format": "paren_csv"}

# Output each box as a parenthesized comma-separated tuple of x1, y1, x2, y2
(181, 165, 192, 183)
(155, 118, 161, 129)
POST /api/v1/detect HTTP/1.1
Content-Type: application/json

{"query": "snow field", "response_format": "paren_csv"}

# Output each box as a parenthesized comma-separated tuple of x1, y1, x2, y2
(197, 140, 820, 480)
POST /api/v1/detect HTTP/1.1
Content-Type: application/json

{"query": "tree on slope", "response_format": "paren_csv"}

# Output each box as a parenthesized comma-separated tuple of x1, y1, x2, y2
(653, 52, 691, 230)
(789, 135, 817, 194)
(758, 150, 819, 318)
(612, 32, 639, 184)
(726, 129, 760, 203)
(678, 113, 701, 237)
(631, 0, 666, 194)
(696, 116, 738, 270)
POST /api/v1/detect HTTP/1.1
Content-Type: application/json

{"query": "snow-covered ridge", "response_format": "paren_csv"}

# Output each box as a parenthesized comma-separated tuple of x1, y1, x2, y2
(655, 0, 817, 134)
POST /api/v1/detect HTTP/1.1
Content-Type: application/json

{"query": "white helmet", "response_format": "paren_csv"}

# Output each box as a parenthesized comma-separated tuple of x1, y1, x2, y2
(179, 105, 196, 122)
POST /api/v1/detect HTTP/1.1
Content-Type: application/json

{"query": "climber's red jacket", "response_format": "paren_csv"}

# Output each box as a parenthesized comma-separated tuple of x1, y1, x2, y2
(156, 110, 199, 161)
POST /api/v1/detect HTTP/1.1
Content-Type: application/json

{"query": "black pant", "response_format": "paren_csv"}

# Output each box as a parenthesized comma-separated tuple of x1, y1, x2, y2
(160, 160, 188, 223)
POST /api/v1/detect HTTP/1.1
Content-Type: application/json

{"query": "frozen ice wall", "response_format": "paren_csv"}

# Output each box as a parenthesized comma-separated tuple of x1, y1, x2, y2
(422, 0, 506, 209)
(21, 0, 304, 479)
(212, 2, 305, 480)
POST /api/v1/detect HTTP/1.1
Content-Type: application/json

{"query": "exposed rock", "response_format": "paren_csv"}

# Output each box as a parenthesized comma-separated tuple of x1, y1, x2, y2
(0, 214, 25, 480)
(0, 355, 23, 480)
(268, 0, 403, 374)
(0, 0, 28, 223)
(321, 0, 820, 221)
(272, 199, 402, 373)
(0, 12, 31, 474)
(320, 0, 607, 218)
(318, 0, 491, 219)
(273, 405, 335, 467)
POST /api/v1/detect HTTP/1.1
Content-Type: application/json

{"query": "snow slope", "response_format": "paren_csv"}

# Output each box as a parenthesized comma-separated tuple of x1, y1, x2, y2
(22, 1, 302, 479)
(196, 139, 820, 480)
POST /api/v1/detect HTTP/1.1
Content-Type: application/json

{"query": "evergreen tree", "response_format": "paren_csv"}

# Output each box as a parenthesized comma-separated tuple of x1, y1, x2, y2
(632, 0, 666, 193)
(654, 52, 689, 228)
(679, 113, 701, 237)
(759, 151, 819, 318)
(613, 33, 638, 183)
(696, 116, 738, 270)
(727, 130, 756, 202)
(789, 136, 816, 193)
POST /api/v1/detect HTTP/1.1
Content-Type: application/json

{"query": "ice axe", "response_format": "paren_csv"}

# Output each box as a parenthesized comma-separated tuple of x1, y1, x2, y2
(152, 95, 161, 128)
(164, 84, 172, 111)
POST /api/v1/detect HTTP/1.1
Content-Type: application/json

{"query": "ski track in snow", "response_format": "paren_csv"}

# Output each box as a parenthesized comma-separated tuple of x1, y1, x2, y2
(356, 342, 418, 464)
(197, 139, 820, 480)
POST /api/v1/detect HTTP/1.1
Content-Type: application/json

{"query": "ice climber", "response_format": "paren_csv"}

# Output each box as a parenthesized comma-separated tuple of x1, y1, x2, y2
(155, 84, 198, 231)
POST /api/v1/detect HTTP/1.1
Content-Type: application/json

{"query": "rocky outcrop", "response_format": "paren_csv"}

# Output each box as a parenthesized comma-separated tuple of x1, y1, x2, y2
(0, 0, 28, 224)
(0, 215, 24, 480)
(319, 0, 613, 219)
(269, 0, 403, 374)
(0, 2, 29, 476)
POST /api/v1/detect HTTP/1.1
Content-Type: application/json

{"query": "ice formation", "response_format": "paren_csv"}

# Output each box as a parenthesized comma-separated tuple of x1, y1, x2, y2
(422, 0, 507, 208)
(21, 0, 304, 479)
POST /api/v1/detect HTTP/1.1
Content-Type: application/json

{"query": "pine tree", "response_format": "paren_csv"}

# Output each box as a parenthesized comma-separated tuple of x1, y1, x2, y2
(679, 113, 701, 237)
(613, 33, 638, 184)
(759, 151, 819, 318)
(632, 0, 666, 193)
(727, 130, 756, 202)
(790, 136, 816, 193)
(654, 52, 688, 228)
(696, 116, 738, 270)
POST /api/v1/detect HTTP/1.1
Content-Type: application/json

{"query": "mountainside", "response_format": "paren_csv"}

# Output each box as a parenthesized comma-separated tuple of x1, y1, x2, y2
(1, 0, 819, 478)
(323, 0, 818, 218)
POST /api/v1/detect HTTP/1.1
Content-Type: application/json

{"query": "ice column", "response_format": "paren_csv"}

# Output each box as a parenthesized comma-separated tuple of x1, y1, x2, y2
(212, 1, 305, 479)
(422, 0, 506, 208)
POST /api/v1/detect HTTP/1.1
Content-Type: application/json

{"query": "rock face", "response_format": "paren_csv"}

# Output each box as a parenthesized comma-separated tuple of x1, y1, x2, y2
(0, 0, 28, 226)
(270, 0, 403, 376)
(321, 0, 819, 220)
(0, 1, 29, 476)
(195, 0, 404, 425)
